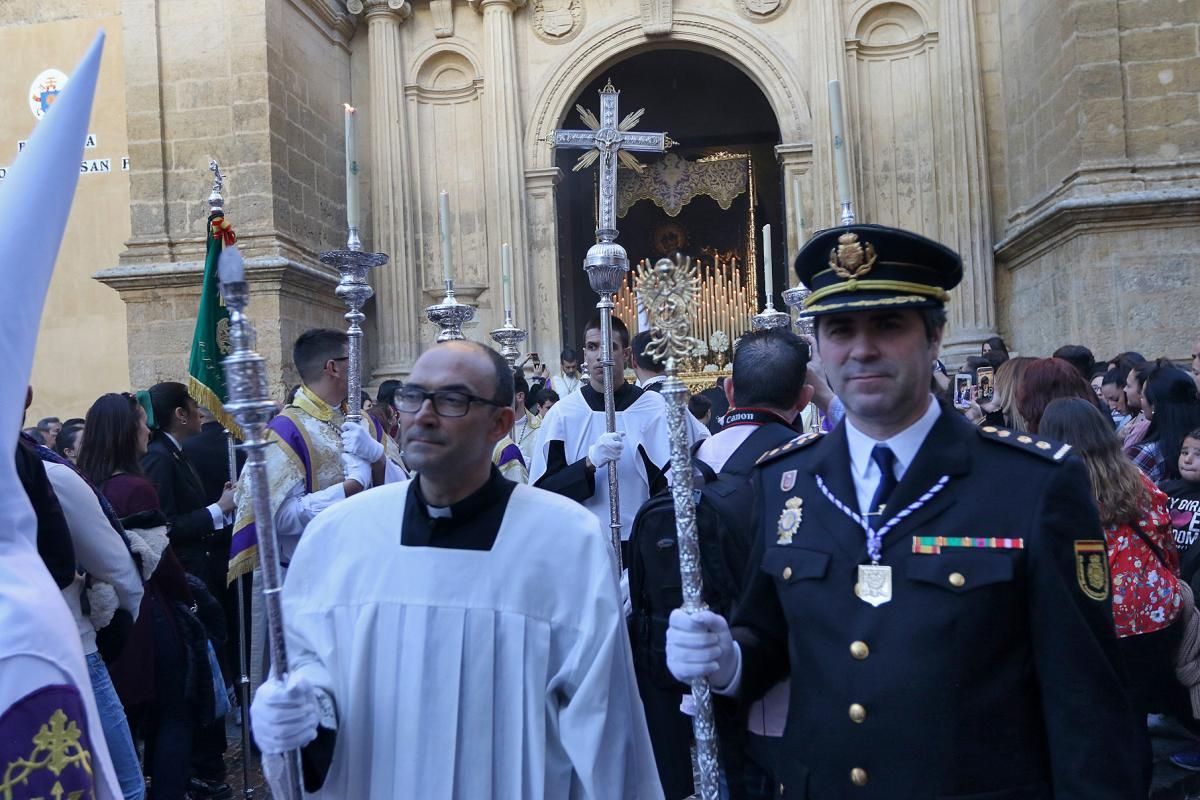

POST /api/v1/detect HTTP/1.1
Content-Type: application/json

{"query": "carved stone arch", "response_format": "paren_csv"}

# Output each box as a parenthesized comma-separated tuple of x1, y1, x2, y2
(846, 0, 934, 44)
(523, 11, 810, 169)
(408, 41, 483, 93)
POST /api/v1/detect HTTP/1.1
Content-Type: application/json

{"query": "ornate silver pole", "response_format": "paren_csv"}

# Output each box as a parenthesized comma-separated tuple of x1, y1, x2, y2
(751, 297, 790, 331)
(426, 279, 475, 342)
(216, 245, 303, 800)
(637, 256, 718, 800)
(319, 246, 387, 424)
(551, 80, 674, 569)
(209, 157, 254, 798)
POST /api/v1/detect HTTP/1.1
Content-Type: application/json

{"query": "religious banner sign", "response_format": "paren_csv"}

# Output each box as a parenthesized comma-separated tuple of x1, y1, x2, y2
(618, 152, 748, 218)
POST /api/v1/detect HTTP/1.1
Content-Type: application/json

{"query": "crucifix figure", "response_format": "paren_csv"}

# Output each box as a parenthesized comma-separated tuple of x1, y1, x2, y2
(549, 80, 674, 570)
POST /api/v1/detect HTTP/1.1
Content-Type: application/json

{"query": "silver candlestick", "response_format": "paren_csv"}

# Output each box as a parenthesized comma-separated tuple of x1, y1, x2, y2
(319, 245, 387, 424)
(426, 279, 475, 343)
(216, 246, 303, 800)
(782, 284, 814, 337)
(490, 307, 528, 367)
(751, 297, 791, 331)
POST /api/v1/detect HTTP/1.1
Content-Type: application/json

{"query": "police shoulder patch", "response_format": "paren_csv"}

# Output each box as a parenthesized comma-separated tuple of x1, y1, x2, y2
(755, 431, 824, 466)
(976, 425, 1071, 462)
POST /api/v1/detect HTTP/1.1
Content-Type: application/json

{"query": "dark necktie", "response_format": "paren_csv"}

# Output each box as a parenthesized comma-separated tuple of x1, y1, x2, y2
(868, 445, 899, 529)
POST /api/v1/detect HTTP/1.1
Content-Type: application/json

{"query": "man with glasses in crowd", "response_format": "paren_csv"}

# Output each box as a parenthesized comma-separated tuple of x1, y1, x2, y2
(250, 340, 662, 798)
(230, 328, 405, 688)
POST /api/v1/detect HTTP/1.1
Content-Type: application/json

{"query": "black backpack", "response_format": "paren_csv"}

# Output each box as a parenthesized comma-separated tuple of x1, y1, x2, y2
(627, 423, 795, 690)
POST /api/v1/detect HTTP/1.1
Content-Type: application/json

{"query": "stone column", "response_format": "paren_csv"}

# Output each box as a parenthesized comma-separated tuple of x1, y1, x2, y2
(937, 0, 998, 359)
(524, 167, 562, 358)
(471, 0, 533, 341)
(348, 0, 419, 379)
(774, 144, 814, 266)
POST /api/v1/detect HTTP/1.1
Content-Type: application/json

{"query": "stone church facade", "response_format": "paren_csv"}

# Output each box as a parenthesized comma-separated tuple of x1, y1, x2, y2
(3, 0, 1197, 417)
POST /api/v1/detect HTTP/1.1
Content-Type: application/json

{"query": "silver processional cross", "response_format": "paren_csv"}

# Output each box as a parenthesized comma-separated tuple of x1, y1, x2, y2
(552, 79, 674, 249)
(549, 81, 674, 572)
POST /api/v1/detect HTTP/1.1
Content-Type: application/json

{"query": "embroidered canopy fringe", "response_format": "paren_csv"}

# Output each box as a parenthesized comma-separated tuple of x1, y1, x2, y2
(617, 152, 748, 218)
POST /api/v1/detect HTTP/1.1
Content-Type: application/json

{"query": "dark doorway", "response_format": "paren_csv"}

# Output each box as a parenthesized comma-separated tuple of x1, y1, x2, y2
(553, 48, 783, 353)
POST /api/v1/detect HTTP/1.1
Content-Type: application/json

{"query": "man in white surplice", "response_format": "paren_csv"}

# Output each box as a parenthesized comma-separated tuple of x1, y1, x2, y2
(250, 340, 663, 799)
(529, 316, 683, 550)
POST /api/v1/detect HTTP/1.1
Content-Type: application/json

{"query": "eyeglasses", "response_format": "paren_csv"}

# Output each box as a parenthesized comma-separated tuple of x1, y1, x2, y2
(395, 386, 504, 418)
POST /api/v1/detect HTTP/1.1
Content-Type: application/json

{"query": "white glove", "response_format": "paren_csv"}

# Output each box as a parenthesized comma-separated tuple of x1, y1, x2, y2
(620, 568, 631, 619)
(341, 421, 384, 463)
(587, 431, 625, 468)
(250, 672, 320, 754)
(666, 608, 738, 689)
(342, 452, 372, 489)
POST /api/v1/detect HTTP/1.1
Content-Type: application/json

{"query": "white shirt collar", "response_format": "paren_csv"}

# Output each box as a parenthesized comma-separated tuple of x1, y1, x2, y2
(844, 396, 942, 483)
(641, 374, 666, 388)
(162, 430, 182, 451)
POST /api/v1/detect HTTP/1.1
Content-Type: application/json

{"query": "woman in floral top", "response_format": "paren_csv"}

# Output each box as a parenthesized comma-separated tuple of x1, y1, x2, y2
(1041, 397, 1184, 715)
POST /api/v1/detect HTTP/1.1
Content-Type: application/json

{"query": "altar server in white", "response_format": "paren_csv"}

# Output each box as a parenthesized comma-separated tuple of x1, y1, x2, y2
(530, 315, 675, 546)
(250, 340, 663, 799)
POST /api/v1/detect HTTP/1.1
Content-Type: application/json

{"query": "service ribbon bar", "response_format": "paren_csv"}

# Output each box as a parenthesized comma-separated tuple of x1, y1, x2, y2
(912, 536, 1026, 555)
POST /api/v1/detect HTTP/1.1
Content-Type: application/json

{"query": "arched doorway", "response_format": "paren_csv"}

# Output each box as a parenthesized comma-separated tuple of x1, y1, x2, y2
(552, 49, 784, 358)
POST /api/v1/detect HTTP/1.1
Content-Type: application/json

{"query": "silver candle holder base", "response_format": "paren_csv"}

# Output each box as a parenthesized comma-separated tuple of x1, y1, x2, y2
(782, 285, 814, 337)
(319, 247, 388, 423)
(490, 310, 528, 367)
(751, 304, 791, 331)
(427, 280, 476, 342)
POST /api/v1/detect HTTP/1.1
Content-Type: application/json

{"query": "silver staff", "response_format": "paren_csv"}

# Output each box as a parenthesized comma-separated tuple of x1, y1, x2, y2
(782, 284, 814, 337)
(637, 255, 719, 800)
(216, 245, 303, 800)
(319, 246, 387, 424)
(551, 80, 674, 568)
(208, 157, 254, 799)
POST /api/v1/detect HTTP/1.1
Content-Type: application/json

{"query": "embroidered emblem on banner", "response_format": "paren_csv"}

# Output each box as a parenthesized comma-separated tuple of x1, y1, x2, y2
(912, 536, 1026, 555)
(776, 497, 803, 544)
(780, 469, 796, 492)
(1074, 540, 1109, 600)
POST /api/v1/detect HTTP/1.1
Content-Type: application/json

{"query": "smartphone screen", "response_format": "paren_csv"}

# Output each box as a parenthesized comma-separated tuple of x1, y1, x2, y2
(976, 366, 995, 402)
(954, 374, 972, 408)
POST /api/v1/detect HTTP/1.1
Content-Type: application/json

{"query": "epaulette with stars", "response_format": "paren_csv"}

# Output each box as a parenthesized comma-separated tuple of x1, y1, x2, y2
(755, 431, 824, 466)
(977, 425, 1072, 462)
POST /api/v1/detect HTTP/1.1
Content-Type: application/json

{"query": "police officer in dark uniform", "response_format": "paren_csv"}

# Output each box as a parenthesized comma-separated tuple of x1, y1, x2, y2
(666, 224, 1143, 798)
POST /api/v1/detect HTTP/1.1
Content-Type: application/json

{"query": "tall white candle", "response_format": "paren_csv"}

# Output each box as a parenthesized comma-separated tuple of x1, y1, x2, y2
(344, 104, 359, 229)
(827, 80, 853, 209)
(762, 223, 773, 302)
(438, 190, 453, 283)
(501, 242, 513, 312)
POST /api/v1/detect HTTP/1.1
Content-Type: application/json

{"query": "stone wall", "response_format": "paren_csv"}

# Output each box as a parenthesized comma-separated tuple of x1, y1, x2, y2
(992, 0, 1200, 362)
(0, 3, 133, 420)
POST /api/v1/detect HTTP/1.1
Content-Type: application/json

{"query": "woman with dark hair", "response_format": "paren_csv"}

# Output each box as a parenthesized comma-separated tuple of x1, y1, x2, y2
(1039, 397, 1184, 717)
(981, 335, 1010, 362)
(55, 423, 83, 463)
(1016, 357, 1100, 434)
(1127, 366, 1200, 483)
(79, 392, 197, 800)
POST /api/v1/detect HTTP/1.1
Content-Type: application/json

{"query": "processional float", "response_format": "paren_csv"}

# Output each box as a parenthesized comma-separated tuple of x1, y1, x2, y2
(550, 80, 674, 569)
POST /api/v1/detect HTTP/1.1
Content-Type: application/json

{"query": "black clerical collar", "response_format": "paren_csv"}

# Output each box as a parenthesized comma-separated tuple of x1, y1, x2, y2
(411, 465, 510, 521)
(580, 381, 642, 412)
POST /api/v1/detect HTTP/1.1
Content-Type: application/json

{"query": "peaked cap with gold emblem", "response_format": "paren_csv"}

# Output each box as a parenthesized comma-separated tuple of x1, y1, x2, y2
(793, 224, 963, 316)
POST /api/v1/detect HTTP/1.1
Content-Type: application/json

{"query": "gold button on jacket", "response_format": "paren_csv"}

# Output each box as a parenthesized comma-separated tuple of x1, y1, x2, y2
(850, 640, 869, 660)
(849, 703, 866, 723)
(949, 571, 966, 587)
(850, 767, 868, 786)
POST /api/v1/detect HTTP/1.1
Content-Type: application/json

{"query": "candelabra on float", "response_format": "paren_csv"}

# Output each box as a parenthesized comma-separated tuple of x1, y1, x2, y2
(782, 284, 814, 337)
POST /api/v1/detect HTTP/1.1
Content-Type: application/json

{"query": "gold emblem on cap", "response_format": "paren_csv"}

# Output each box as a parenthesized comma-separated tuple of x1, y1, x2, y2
(828, 232, 877, 279)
